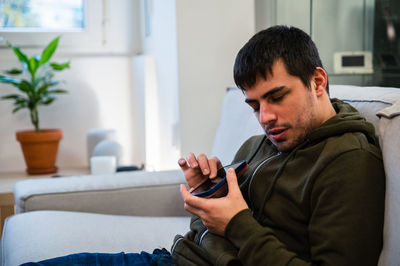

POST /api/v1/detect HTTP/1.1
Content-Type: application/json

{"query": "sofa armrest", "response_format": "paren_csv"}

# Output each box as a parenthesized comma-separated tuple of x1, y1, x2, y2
(14, 170, 189, 217)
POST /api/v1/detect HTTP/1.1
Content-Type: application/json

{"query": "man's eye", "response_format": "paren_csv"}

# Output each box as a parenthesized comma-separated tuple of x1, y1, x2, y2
(271, 96, 283, 102)
(248, 104, 259, 112)
(269, 93, 287, 103)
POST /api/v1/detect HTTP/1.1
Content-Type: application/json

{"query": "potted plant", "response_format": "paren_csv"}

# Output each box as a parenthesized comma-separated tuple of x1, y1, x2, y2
(0, 36, 70, 174)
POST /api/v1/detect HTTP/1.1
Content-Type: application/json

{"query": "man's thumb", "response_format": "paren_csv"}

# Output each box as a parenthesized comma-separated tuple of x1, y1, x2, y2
(226, 168, 239, 194)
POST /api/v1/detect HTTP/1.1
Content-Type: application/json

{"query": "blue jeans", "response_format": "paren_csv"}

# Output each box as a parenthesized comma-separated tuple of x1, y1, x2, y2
(21, 248, 176, 266)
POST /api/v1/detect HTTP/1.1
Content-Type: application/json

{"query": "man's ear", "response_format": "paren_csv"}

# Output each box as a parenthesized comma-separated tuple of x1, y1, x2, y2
(313, 67, 328, 97)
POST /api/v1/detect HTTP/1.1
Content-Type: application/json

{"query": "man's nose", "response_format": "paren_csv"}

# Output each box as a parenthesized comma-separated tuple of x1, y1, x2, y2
(258, 103, 277, 125)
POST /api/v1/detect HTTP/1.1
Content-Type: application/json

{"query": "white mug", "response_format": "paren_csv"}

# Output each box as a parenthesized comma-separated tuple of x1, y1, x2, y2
(90, 156, 117, 175)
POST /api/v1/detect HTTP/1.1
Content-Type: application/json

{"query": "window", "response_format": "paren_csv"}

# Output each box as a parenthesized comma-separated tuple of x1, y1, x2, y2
(1, 0, 85, 31)
(0, 0, 104, 53)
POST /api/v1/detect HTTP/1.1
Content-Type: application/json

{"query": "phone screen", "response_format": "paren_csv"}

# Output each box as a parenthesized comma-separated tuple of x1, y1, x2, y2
(191, 160, 247, 198)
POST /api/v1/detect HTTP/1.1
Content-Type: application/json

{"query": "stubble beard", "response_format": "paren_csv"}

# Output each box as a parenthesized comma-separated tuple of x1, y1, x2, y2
(269, 105, 318, 152)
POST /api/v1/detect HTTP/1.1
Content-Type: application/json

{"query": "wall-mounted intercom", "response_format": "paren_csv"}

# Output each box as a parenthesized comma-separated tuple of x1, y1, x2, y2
(333, 51, 373, 74)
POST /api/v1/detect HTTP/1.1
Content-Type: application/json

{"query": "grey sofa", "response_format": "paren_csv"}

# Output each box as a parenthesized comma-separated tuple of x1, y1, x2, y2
(2, 85, 400, 266)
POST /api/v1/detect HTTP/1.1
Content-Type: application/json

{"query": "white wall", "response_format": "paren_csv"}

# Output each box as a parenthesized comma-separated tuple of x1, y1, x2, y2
(140, 0, 180, 171)
(176, 0, 255, 159)
(255, 0, 277, 31)
(135, 0, 255, 170)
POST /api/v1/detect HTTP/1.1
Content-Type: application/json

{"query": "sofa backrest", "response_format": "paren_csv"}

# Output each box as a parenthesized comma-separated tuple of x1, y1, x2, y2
(211, 87, 263, 165)
(212, 85, 400, 266)
(330, 85, 400, 266)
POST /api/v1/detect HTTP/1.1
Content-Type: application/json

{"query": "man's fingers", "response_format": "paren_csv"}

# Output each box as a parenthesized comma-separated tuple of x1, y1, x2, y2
(178, 158, 189, 170)
(186, 152, 199, 168)
(180, 184, 207, 210)
(180, 184, 207, 217)
(181, 153, 223, 178)
(197, 154, 211, 175)
(180, 183, 191, 199)
(226, 168, 240, 195)
(226, 169, 249, 213)
(209, 157, 223, 179)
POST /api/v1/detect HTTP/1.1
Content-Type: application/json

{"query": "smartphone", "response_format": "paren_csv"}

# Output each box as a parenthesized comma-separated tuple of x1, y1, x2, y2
(190, 160, 247, 198)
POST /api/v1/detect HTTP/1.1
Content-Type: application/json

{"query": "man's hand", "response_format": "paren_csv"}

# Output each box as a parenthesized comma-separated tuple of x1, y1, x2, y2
(180, 168, 249, 236)
(178, 153, 223, 189)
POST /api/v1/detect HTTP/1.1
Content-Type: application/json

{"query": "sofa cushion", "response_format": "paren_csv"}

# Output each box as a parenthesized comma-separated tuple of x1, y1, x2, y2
(1, 211, 190, 266)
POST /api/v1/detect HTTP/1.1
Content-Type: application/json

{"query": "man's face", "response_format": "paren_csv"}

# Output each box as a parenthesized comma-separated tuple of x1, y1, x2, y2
(244, 60, 323, 152)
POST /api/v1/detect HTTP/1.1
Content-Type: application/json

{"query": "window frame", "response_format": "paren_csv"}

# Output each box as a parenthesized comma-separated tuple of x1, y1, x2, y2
(0, 0, 105, 53)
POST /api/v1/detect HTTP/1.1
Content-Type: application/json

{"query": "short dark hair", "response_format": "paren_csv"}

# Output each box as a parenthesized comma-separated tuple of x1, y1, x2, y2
(233, 25, 329, 94)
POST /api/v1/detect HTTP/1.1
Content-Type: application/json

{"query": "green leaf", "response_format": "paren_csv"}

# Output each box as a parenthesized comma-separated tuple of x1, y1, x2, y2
(15, 98, 28, 105)
(37, 83, 50, 95)
(50, 61, 70, 71)
(12, 105, 26, 113)
(5, 68, 23, 75)
(39, 36, 60, 66)
(0, 74, 20, 86)
(29, 57, 39, 76)
(1, 94, 22, 100)
(5, 40, 29, 66)
(18, 80, 33, 94)
(48, 89, 67, 94)
(41, 97, 55, 105)
(49, 80, 59, 86)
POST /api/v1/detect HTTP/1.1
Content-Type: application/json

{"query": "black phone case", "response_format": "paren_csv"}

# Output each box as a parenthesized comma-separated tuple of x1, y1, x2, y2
(191, 160, 247, 197)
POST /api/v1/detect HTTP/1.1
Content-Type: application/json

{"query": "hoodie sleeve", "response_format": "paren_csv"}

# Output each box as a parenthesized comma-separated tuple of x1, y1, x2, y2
(224, 149, 385, 266)
(172, 215, 241, 266)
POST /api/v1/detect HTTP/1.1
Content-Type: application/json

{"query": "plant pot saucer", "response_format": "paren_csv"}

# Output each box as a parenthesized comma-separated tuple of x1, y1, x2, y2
(26, 166, 58, 175)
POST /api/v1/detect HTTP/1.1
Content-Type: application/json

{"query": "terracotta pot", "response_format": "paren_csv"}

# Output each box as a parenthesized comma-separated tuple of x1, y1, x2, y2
(16, 129, 63, 175)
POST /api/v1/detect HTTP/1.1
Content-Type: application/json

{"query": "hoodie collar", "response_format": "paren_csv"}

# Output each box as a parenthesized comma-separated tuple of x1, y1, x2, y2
(306, 99, 378, 146)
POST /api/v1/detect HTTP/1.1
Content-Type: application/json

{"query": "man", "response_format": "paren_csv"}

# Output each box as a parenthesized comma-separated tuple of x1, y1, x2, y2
(25, 26, 384, 266)
(172, 25, 385, 265)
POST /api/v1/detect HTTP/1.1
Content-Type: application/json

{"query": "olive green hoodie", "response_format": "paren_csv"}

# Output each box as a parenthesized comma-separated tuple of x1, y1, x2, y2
(171, 99, 385, 266)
